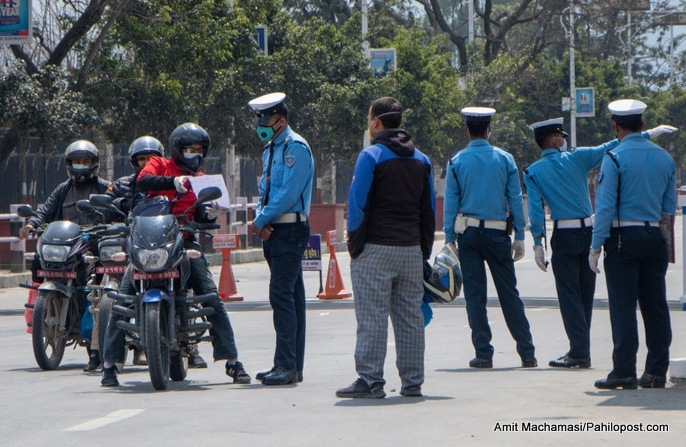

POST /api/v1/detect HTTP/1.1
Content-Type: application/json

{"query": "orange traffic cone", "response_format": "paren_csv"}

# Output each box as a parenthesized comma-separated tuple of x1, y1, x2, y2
(318, 230, 352, 300)
(214, 234, 244, 302)
(24, 282, 40, 334)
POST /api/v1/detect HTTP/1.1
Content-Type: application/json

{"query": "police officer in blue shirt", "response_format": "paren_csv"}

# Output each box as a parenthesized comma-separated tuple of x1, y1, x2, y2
(444, 107, 536, 369)
(249, 92, 315, 386)
(523, 118, 675, 370)
(590, 99, 677, 390)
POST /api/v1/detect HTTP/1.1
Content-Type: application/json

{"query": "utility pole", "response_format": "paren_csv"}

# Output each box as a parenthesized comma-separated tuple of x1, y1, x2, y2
(569, 3, 576, 149)
(468, 0, 474, 44)
(361, 1, 369, 56)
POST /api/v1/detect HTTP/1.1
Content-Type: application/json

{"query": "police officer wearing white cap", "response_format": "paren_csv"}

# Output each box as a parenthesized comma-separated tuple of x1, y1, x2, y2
(249, 92, 314, 386)
(591, 99, 677, 390)
(523, 117, 675, 370)
(444, 107, 536, 369)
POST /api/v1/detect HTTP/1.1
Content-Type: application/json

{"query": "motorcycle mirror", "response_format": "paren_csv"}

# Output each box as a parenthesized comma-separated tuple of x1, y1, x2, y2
(76, 199, 96, 214)
(16, 205, 37, 218)
(90, 194, 127, 220)
(89, 194, 114, 209)
(194, 187, 222, 207)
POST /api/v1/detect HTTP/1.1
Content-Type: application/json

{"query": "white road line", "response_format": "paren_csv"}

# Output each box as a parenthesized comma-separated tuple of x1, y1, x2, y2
(64, 409, 145, 432)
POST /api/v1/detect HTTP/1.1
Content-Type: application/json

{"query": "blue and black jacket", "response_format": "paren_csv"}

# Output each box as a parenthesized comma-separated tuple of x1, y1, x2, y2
(347, 129, 435, 260)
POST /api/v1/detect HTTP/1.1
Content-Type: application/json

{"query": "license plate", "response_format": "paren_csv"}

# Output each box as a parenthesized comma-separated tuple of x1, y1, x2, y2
(37, 270, 77, 279)
(132, 270, 179, 280)
(96, 265, 128, 274)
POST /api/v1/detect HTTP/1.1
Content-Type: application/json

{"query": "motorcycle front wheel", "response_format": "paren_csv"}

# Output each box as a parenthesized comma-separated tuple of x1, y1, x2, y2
(32, 291, 67, 370)
(145, 302, 171, 390)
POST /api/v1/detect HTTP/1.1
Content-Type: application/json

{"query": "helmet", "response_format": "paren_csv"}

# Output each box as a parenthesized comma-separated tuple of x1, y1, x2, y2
(423, 244, 462, 303)
(65, 140, 99, 183)
(128, 136, 164, 170)
(169, 123, 210, 173)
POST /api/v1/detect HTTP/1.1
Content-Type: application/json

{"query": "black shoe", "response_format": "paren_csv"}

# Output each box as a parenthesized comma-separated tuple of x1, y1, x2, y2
(400, 385, 423, 397)
(336, 378, 386, 398)
(132, 349, 148, 366)
(638, 373, 666, 389)
(84, 350, 101, 372)
(256, 367, 274, 381)
(189, 354, 208, 369)
(594, 375, 638, 390)
(469, 358, 493, 369)
(261, 366, 297, 386)
(521, 357, 538, 368)
(549, 355, 591, 369)
(226, 361, 251, 384)
(101, 366, 119, 387)
(257, 367, 303, 382)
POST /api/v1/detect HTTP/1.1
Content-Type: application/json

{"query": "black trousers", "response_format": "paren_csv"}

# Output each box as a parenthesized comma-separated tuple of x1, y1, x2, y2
(458, 227, 535, 361)
(550, 227, 596, 358)
(604, 226, 671, 378)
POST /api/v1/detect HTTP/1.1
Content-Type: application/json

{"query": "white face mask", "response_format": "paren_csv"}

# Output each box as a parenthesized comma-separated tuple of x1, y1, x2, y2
(184, 153, 201, 159)
(71, 164, 89, 170)
(560, 140, 568, 152)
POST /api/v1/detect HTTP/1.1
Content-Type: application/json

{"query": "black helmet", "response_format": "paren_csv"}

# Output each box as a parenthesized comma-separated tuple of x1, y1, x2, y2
(65, 140, 99, 183)
(128, 136, 164, 170)
(423, 244, 462, 304)
(169, 123, 210, 173)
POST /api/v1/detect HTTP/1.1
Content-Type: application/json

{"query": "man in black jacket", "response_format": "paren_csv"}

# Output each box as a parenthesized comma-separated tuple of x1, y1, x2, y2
(18, 140, 113, 370)
(336, 97, 435, 399)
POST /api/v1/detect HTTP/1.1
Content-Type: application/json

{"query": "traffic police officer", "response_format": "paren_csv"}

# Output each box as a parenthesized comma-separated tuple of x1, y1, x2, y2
(250, 92, 315, 386)
(523, 118, 676, 369)
(444, 107, 536, 369)
(590, 99, 676, 390)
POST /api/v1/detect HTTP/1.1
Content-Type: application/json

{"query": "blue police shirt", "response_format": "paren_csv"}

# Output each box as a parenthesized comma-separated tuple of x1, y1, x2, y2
(591, 132, 676, 249)
(444, 139, 526, 243)
(254, 126, 314, 230)
(524, 139, 621, 246)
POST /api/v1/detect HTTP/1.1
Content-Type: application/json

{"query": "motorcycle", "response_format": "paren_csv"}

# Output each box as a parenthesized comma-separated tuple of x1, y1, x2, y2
(17, 205, 109, 370)
(102, 187, 222, 390)
(76, 198, 135, 368)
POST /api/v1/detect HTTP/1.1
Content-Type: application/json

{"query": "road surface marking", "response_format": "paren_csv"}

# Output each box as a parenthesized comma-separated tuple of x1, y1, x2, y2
(64, 409, 145, 431)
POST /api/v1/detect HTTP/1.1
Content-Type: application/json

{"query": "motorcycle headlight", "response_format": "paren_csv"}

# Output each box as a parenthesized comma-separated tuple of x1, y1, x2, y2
(137, 248, 169, 271)
(42, 244, 70, 262)
(99, 245, 125, 262)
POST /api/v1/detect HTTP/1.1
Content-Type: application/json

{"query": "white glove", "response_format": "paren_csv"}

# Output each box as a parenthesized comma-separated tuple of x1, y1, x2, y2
(646, 125, 678, 139)
(206, 202, 222, 220)
(588, 248, 601, 274)
(512, 240, 525, 262)
(174, 176, 190, 193)
(533, 245, 548, 272)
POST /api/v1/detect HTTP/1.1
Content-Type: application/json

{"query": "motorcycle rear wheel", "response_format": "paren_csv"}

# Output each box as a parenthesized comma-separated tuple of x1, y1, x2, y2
(145, 302, 171, 390)
(32, 292, 67, 370)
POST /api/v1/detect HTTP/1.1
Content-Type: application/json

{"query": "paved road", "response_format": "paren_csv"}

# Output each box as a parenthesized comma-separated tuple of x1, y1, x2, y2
(2, 235, 686, 445)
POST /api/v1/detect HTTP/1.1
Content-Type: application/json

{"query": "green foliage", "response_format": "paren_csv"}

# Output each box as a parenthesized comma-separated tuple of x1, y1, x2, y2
(0, 63, 100, 142)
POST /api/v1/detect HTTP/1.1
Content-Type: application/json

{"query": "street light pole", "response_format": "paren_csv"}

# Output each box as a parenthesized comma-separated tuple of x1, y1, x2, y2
(568, 2, 577, 148)
(361, 1, 369, 56)
(627, 10, 633, 87)
(468, 0, 474, 44)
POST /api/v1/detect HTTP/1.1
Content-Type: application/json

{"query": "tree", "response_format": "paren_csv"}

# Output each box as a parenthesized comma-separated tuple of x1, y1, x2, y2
(1, 0, 128, 163)
(0, 63, 99, 202)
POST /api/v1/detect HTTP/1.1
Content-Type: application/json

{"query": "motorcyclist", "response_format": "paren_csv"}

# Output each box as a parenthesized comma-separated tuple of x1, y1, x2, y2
(102, 136, 166, 368)
(18, 140, 113, 371)
(101, 123, 250, 386)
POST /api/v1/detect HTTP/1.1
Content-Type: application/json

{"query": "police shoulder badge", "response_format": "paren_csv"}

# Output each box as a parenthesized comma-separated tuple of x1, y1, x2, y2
(284, 153, 296, 168)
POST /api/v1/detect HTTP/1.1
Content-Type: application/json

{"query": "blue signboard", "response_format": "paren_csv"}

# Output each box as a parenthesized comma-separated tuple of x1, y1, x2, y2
(302, 235, 322, 271)
(253, 25, 268, 55)
(576, 87, 595, 118)
(0, 0, 31, 45)
(369, 48, 396, 77)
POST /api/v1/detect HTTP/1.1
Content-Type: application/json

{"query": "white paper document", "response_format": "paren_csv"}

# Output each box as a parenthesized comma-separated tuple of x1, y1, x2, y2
(188, 174, 231, 209)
